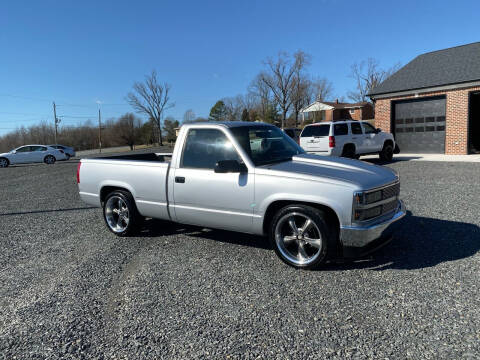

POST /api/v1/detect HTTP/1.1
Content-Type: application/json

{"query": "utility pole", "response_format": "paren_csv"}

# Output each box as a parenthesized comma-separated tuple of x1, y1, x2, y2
(98, 108, 102, 153)
(53, 101, 59, 144)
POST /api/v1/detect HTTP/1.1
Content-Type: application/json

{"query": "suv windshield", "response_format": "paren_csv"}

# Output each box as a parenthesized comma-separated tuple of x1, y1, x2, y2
(230, 125, 304, 166)
(301, 124, 330, 137)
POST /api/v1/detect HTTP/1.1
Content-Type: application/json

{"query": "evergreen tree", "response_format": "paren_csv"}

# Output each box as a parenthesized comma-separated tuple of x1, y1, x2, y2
(209, 100, 227, 121)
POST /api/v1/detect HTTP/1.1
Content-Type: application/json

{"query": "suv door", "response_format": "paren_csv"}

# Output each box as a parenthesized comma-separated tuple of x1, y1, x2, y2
(349, 122, 367, 153)
(299, 124, 331, 152)
(361, 122, 379, 152)
(173, 128, 254, 232)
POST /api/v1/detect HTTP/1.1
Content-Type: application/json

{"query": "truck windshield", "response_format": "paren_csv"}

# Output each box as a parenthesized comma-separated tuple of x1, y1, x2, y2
(230, 125, 305, 166)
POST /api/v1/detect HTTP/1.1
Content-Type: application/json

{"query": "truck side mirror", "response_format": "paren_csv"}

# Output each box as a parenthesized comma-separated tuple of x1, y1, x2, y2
(376, 128, 382, 133)
(214, 160, 247, 173)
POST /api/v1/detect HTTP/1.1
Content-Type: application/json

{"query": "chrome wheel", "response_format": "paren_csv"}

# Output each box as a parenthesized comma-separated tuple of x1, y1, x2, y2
(0, 158, 8, 168)
(274, 212, 323, 266)
(105, 196, 130, 233)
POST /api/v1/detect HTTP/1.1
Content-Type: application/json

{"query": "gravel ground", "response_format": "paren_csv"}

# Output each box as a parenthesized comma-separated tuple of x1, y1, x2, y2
(0, 156, 479, 359)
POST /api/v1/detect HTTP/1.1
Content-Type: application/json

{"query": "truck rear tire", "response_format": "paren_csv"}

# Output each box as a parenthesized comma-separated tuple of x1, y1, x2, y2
(103, 190, 142, 236)
(269, 204, 336, 269)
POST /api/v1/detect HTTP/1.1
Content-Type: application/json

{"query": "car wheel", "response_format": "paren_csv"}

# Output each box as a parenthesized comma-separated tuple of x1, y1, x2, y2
(44, 155, 56, 165)
(341, 145, 356, 159)
(65, 154, 71, 160)
(0, 158, 9, 168)
(103, 190, 142, 236)
(269, 204, 336, 269)
(379, 143, 394, 162)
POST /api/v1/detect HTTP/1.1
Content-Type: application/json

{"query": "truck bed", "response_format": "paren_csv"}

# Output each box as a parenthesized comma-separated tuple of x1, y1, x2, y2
(93, 152, 172, 162)
(78, 153, 172, 221)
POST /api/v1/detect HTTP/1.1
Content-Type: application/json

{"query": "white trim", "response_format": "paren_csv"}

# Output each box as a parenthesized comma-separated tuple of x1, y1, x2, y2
(136, 199, 167, 207)
(173, 204, 260, 218)
(370, 80, 480, 99)
(79, 191, 99, 198)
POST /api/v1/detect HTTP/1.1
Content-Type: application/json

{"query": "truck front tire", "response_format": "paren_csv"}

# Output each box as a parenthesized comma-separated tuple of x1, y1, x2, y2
(269, 204, 336, 269)
(103, 190, 142, 236)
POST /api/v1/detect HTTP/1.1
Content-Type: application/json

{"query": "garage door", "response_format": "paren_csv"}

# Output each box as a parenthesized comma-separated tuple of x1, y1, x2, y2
(393, 97, 446, 153)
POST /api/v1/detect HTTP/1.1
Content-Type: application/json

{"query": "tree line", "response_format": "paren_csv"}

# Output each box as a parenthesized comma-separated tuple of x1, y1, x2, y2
(205, 51, 399, 128)
(0, 113, 179, 153)
(0, 51, 398, 152)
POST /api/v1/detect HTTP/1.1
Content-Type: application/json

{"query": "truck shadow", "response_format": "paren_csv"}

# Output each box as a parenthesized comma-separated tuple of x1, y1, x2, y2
(139, 213, 480, 270)
(327, 212, 480, 271)
(138, 219, 271, 250)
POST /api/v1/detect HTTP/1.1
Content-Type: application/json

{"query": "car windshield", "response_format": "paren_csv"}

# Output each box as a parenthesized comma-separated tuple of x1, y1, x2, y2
(230, 125, 304, 166)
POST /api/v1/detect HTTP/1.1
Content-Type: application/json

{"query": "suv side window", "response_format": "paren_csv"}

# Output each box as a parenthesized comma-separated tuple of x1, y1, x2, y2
(362, 122, 377, 134)
(351, 122, 363, 135)
(333, 123, 348, 136)
(181, 129, 241, 169)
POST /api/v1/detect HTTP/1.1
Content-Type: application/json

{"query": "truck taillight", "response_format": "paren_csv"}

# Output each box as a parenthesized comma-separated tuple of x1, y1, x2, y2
(329, 136, 335, 148)
(77, 162, 81, 184)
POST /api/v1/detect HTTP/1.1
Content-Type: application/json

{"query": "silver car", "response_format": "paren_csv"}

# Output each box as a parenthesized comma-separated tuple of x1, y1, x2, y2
(48, 144, 76, 160)
(0, 145, 67, 168)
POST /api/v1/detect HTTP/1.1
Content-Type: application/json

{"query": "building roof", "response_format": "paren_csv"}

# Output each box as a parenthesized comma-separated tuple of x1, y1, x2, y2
(369, 42, 480, 97)
(301, 100, 370, 113)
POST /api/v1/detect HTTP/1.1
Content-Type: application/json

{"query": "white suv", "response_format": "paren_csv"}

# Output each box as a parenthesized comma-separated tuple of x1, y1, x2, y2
(299, 120, 396, 161)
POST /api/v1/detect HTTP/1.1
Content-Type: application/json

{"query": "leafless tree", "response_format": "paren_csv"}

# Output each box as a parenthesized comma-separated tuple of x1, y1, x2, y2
(114, 113, 142, 150)
(127, 70, 174, 145)
(183, 109, 195, 123)
(260, 51, 310, 128)
(348, 58, 401, 103)
(249, 74, 272, 122)
(310, 77, 334, 102)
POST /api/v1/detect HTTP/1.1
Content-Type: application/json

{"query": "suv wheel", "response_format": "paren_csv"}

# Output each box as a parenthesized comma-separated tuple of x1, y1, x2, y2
(269, 204, 336, 269)
(341, 145, 356, 159)
(379, 143, 394, 162)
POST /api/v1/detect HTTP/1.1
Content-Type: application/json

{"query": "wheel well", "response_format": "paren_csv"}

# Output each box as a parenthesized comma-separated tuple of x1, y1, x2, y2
(342, 143, 356, 152)
(383, 139, 394, 148)
(262, 200, 340, 236)
(100, 186, 131, 204)
(0, 157, 10, 165)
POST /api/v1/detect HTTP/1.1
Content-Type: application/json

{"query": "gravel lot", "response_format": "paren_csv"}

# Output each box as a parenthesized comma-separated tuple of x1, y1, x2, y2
(1, 155, 479, 359)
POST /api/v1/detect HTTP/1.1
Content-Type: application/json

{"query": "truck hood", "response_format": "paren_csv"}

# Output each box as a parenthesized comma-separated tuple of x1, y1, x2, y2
(257, 154, 398, 190)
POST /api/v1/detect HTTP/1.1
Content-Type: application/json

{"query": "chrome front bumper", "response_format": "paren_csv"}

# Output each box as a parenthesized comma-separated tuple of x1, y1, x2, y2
(340, 200, 406, 258)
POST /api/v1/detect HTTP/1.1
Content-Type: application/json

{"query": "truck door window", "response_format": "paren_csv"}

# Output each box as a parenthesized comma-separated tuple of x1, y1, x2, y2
(181, 129, 241, 169)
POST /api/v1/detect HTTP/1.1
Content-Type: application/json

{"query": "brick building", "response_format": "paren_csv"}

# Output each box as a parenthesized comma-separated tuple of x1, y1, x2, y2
(301, 100, 373, 123)
(369, 42, 480, 154)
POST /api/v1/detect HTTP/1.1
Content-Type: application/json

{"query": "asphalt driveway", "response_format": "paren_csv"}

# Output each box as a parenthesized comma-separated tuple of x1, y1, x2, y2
(0, 158, 479, 359)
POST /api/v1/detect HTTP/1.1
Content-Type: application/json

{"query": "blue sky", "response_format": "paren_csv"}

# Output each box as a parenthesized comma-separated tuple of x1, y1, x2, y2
(1, 0, 480, 135)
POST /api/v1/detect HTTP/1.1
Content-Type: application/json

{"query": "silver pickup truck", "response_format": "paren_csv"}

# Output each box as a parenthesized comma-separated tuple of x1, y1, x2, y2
(78, 121, 405, 269)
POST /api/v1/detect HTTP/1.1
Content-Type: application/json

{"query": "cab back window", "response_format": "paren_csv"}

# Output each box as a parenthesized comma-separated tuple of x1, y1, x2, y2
(300, 125, 330, 137)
